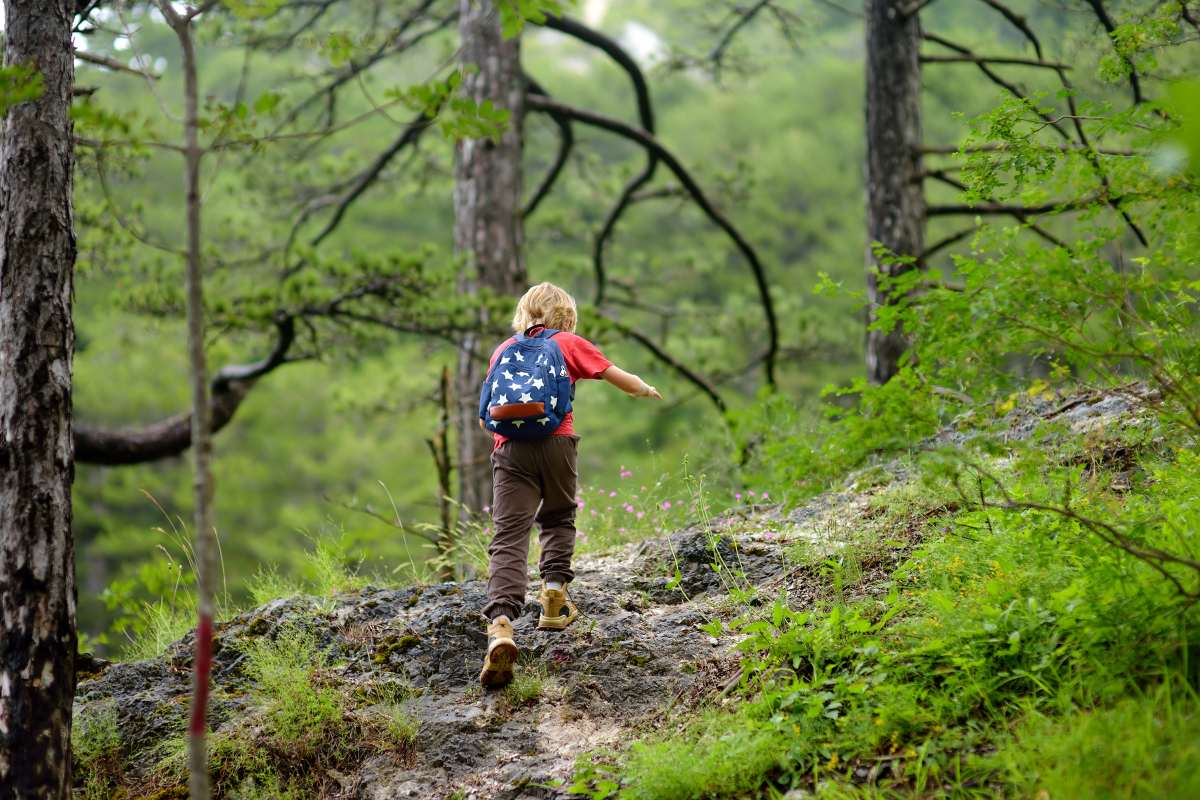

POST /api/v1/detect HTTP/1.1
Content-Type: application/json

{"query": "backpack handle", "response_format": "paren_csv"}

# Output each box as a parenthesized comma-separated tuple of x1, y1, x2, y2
(522, 325, 559, 339)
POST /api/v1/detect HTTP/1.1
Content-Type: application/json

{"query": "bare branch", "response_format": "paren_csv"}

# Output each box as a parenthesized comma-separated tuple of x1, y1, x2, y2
(923, 32, 1072, 140)
(75, 316, 297, 465)
(598, 311, 727, 413)
(528, 95, 780, 387)
(74, 48, 161, 79)
(919, 143, 1138, 156)
(708, 0, 773, 81)
(1085, 0, 1145, 106)
(920, 227, 975, 260)
(919, 54, 1071, 70)
(538, 15, 658, 307)
(307, 110, 436, 249)
(975, 0, 1043, 59)
(522, 76, 574, 219)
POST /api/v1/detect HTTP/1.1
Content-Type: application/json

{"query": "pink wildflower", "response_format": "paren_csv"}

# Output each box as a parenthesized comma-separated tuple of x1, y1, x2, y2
(609, 491, 617, 498)
(762, 492, 770, 501)
(636, 511, 645, 520)
(577, 500, 586, 509)
(748, 490, 757, 498)
(661, 501, 672, 510)
(624, 503, 635, 513)
(735, 492, 743, 501)
(590, 509, 597, 517)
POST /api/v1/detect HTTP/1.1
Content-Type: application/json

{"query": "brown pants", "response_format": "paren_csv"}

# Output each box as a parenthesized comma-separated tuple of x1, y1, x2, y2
(483, 436, 579, 621)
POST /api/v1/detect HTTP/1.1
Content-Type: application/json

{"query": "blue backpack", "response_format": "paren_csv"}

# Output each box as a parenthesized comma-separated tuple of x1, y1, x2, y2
(478, 327, 574, 440)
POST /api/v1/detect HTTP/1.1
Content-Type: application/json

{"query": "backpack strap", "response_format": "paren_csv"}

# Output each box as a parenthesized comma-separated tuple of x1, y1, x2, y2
(523, 325, 560, 339)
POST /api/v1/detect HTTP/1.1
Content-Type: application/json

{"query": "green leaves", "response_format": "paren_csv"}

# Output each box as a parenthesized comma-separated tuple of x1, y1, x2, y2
(0, 63, 44, 117)
(221, 0, 286, 19)
(496, 0, 567, 38)
(1164, 80, 1200, 176)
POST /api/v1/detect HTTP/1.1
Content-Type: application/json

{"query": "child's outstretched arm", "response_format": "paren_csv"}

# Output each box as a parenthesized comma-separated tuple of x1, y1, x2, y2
(600, 366, 663, 400)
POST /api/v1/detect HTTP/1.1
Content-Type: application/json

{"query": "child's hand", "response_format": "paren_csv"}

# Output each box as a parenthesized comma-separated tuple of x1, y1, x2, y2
(638, 383, 663, 400)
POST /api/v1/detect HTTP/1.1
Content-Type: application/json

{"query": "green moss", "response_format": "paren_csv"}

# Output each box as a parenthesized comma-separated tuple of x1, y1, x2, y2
(73, 701, 124, 800)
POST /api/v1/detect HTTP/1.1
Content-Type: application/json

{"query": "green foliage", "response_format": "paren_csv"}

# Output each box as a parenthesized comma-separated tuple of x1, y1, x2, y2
(241, 625, 345, 748)
(377, 703, 420, 749)
(504, 662, 548, 707)
(72, 702, 124, 800)
(496, 0, 567, 38)
(592, 423, 1200, 795)
(987, 680, 1200, 800)
(0, 63, 44, 116)
(614, 710, 782, 796)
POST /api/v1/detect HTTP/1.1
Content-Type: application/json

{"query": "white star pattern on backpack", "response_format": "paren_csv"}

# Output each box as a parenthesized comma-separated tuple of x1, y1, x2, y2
(480, 328, 573, 439)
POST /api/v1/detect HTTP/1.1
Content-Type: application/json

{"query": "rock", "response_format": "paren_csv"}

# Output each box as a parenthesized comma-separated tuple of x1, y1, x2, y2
(72, 386, 1151, 798)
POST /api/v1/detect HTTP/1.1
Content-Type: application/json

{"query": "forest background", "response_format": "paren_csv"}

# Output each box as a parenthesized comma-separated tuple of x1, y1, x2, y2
(57, 0, 1192, 654)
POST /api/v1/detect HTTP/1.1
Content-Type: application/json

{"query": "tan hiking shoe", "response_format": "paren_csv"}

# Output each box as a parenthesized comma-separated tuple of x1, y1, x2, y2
(479, 618, 518, 689)
(537, 586, 579, 631)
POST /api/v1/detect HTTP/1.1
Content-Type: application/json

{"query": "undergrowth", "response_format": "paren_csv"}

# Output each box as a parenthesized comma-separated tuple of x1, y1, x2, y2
(572, 409, 1200, 798)
(122, 624, 418, 798)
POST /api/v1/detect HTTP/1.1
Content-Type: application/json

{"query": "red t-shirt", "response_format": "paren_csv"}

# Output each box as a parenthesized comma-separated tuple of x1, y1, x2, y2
(487, 328, 612, 446)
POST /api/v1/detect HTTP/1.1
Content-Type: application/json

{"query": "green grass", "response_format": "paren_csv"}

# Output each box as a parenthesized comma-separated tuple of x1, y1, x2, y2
(378, 704, 421, 748)
(987, 680, 1200, 799)
(504, 662, 549, 706)
(72, 701, 123, 800)
(242, 625, 346, 748)
(572, 422, 1200, 798)
(119, 599, 196, 661)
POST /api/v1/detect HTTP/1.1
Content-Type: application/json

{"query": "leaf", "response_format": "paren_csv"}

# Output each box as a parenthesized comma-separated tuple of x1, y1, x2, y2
(0, 64, 45, 117)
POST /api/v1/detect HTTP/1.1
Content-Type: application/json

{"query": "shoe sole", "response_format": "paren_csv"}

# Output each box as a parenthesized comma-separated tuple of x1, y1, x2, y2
(479, 639, 517, 688)
(537, 613, 577, 631)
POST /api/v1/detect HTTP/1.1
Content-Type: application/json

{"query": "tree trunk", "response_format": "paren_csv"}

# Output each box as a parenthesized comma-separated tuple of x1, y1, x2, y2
(453, 0, 527, 513)
(156, 6, 217, 798)
(864, 0, 925, 384)
(0, 1, 78, 797)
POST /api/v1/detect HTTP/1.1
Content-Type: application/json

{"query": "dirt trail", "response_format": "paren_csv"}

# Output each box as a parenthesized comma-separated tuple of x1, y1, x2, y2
(76, 521, 796, 800)
(74, 389, 1146, 798)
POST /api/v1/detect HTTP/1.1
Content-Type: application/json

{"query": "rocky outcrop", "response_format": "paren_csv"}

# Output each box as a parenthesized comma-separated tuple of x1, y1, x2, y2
(74, 386, 1150, 799)
(74, 523, 795, 800)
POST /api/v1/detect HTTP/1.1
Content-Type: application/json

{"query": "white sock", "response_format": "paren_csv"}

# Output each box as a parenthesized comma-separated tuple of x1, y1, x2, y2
(545, 580, 563, 591)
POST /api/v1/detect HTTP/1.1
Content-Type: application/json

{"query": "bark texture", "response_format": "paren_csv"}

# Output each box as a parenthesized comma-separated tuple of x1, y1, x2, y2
(453, 0, 527, 513)
(0, 1, 78, 797)
(864, 0, 925, 384)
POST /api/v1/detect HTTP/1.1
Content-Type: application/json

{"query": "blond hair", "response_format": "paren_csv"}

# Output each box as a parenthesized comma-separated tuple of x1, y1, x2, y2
(511, 282, 577, 333)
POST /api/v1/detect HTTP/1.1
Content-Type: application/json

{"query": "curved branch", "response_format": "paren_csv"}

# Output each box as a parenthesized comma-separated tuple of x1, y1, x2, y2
(537, 15, 658, 307)
(920, 227, 974, 260)
(522, 77, 574, 219)
(308, 111, 435, 249)
(598, 311, 727, 413)
(540, 15, 655, 133)
(708, 0, 774, 80)
(528, 95, 779, 387)
(75, 317, 297, 465)
(923, 32, 1071, 140)
(975, 0, 1043, 59)
(1085, 0, 1145, 106)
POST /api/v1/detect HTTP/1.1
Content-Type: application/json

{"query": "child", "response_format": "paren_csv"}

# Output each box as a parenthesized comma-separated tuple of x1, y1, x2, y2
(477, 282, 662, 688)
